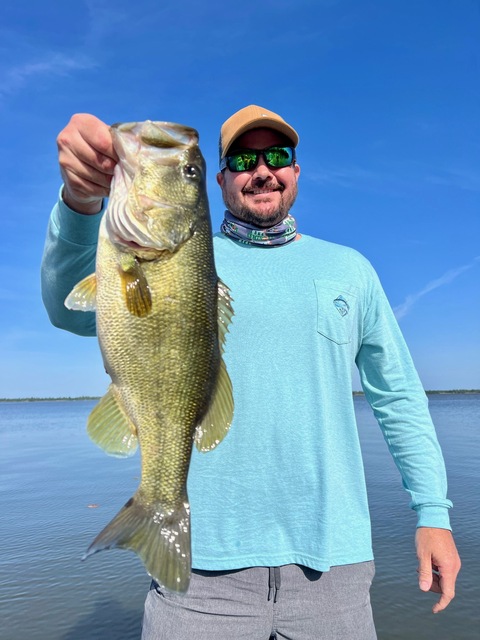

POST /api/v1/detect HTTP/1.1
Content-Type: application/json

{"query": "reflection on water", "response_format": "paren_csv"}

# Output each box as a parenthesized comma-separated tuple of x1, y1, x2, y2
(0, 395, 478, 639)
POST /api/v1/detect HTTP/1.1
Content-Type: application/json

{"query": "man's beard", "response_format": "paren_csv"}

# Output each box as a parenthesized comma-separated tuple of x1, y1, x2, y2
(221, 183, 298, 228)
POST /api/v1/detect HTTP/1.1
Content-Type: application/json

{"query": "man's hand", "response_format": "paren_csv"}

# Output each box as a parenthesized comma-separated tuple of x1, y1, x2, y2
(415, 527, 461, 613)
(57, 114, 118, 215)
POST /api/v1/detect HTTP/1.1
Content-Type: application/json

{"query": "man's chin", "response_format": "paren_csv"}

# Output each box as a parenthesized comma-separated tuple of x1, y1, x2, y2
(241, 210, 286, 228)
(223, 196, 289, 227)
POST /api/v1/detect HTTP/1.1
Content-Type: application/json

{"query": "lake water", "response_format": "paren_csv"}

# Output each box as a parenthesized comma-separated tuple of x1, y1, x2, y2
(0, 394, 478, 639)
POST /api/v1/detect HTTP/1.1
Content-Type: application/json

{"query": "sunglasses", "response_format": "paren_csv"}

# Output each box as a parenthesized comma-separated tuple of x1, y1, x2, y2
(220, 146, 296, 172)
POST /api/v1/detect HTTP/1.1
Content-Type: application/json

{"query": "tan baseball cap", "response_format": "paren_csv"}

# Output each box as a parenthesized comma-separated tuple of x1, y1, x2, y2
(219, 105, 299, 162)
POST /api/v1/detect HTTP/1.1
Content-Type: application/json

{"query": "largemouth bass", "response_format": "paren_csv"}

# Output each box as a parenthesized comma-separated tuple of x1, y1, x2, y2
(65, 121, 234, 593)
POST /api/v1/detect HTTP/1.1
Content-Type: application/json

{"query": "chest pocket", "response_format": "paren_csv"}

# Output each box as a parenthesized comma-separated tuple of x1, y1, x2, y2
(314, 280, 357, 345)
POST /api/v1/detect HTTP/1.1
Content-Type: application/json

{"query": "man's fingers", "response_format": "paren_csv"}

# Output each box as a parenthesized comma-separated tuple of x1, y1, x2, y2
(432, 588, 455, 614)
(62, 159, 114, 192)
(63, 113, 117, 161)
(56, 114, 117, 213)
(58, 130, 116, 180)
(432, 569, 456, 613)
(428, 572, 442, 593)
(63, 172, 111, 201)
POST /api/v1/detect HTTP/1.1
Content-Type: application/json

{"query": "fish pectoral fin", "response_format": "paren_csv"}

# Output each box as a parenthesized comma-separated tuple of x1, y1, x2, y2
(195, 357, 234, 452)
(119, 256, 152, 317)
(64, 273, 97, 311)
(87, 385, 138, 457)
(217, 279, 234, 354)
(83, 495, 191, 594)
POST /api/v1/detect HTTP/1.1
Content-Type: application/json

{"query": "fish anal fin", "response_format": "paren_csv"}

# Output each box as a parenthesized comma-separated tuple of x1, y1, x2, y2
(195, 357, 234, 452)
(119, 256, 152, 317)
(83, 495, 191, 594)
(87, 386, 138, 457)
(64, 273, 97, 311)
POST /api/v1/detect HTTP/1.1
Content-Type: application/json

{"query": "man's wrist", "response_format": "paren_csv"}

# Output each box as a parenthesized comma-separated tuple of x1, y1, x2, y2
(62, 186, 104, 215)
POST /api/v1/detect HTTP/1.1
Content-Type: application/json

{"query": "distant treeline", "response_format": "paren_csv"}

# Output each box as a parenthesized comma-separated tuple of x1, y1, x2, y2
(0, 396, 101, 402)
(1, 391, 479, 402)
(352, 390, 479, 396)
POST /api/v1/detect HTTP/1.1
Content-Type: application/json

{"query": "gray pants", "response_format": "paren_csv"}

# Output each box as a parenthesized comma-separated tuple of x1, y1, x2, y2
(141, 561, 377, 639)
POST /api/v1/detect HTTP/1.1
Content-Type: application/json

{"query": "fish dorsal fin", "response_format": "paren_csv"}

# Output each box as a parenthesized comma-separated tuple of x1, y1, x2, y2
(119, 255, 152, 317)
(194, 279, 234, 452)
(64, 273, 97, 311)
(87, 385, 139, 457)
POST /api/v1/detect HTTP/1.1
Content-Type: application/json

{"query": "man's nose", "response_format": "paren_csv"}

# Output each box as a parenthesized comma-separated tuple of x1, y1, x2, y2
(252, 156, 273, 180)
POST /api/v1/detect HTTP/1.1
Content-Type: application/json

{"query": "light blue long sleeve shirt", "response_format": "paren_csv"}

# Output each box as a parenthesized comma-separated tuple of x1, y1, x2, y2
(41, 197, 452, 571)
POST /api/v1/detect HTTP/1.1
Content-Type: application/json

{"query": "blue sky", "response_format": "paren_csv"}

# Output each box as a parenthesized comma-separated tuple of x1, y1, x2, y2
(1, 0, 479, 397)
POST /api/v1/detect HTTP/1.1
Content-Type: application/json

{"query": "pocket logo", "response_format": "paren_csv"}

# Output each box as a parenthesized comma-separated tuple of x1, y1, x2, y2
(333, 295, 349, 317)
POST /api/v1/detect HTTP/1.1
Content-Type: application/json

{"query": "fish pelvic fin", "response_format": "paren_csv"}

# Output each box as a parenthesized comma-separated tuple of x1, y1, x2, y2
(64, 273, 97, 311)
(87, 385, 138, 457)
(118, 254, 152, 317)
(83, 495, 191, 594)
(195, 279, 234, 452)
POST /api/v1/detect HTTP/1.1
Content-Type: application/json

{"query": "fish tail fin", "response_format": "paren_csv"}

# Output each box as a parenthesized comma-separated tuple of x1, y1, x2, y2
(83, 494, 191, 593)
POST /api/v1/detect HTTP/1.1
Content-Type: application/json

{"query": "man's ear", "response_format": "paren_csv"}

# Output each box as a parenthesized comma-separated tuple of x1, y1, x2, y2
(216, 171, 224, 187)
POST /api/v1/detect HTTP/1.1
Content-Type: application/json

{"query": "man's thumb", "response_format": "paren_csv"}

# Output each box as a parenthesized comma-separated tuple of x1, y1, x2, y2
(418, 562, 432, 591)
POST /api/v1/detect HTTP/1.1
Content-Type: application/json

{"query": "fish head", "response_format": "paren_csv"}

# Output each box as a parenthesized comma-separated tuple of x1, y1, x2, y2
(106, 121, 208, 258)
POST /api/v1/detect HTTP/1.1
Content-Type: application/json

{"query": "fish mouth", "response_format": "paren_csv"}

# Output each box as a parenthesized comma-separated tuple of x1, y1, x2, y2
(108, 121, 201, 190)
(111, 121, 199, 176)
(105, 121, 201, 254)
(112, 120, 198, 148)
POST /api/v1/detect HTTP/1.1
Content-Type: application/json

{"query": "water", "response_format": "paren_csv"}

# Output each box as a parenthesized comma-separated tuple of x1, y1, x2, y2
(0, 395, 478, 639)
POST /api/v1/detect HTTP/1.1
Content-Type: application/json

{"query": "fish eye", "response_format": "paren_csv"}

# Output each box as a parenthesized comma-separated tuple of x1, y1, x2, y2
(183, 164, 200, 180)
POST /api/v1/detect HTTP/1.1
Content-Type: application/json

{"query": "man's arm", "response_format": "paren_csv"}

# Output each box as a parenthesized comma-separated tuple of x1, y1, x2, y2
(41, 114, 118, 335)
(355, 263, 460, 612)
(41, 197, 103, 336)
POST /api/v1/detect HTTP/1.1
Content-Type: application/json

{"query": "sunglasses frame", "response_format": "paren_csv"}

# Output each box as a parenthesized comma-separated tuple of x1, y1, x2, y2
(220, 145, 296, 172)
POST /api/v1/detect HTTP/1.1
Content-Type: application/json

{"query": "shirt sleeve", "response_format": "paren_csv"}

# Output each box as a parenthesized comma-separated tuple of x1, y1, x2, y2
(41, 188, 105, 337)
(355, 263, 452, 530)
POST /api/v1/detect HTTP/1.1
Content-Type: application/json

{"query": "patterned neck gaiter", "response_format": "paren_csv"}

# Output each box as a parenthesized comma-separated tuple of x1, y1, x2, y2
(221, 210, 297, 247)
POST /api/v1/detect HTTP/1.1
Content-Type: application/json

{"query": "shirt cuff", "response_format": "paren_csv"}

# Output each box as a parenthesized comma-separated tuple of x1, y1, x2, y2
(415, 505, 452, 531)
(52, 185, 106, 246)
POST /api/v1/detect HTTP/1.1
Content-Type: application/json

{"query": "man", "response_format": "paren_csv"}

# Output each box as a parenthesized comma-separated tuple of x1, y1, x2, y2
(42, 105, 460, 640)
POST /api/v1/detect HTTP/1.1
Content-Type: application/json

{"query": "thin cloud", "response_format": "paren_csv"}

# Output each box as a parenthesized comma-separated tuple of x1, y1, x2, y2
(306, 166, 380, 188)
(394, 256, 480, 320)
(0, 53, 95, 99)
(426, 168, 480, 193)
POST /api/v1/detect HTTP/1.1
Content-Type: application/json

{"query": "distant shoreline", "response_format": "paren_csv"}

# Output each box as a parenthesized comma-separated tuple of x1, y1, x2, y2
(0, 396, 101, 403)
(1, 390, 479, 402)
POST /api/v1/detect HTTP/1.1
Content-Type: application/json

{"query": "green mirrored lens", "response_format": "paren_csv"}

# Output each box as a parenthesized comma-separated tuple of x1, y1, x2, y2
(264, 147, 293, 168)
(225, 146, 295, 172)
(228, 151, 258, 172)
